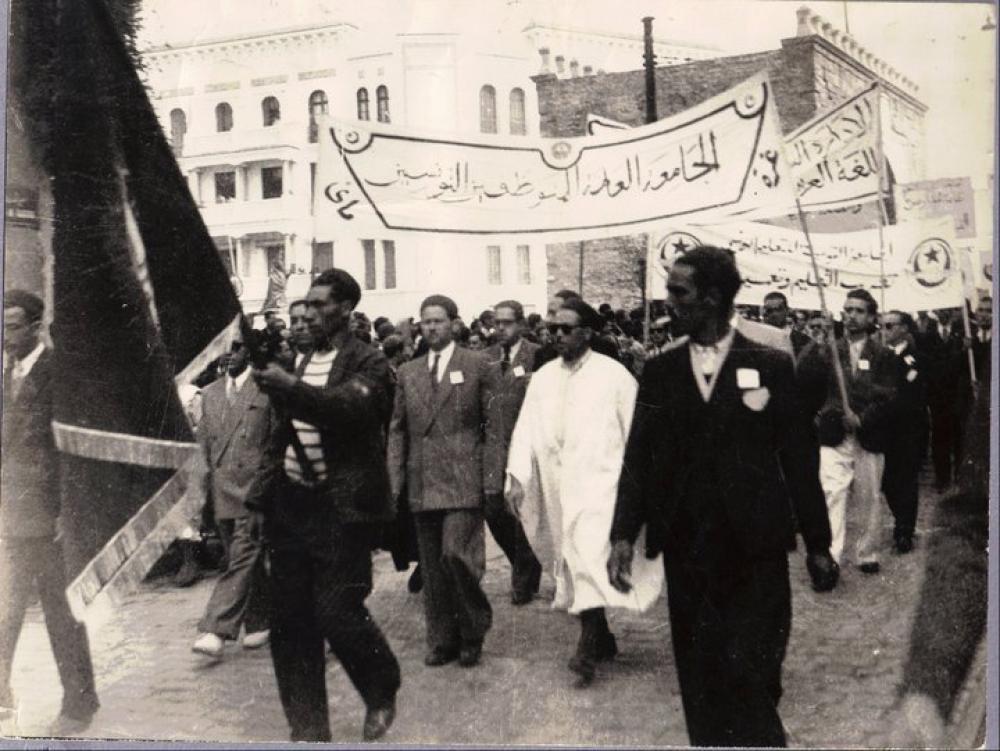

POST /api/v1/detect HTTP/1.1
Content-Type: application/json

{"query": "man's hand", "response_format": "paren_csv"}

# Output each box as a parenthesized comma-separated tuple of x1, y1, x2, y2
(252, 363, 298, 394)
(505, 474, 524, 514)
(247, 511, 265, 544)
(878, 694, 946, 749)
(842, 410, 862, 432)
(806, 550, 840, 592)
(607, 539, 635, 594)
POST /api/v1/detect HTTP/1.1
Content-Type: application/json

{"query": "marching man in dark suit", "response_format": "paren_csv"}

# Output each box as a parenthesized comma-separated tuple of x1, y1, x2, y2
(388, 295, 503, 669)
(191, 329, 272, 659)
(483, 299, 542, 605)
(797, 290, 899, 573)
(246, 269, 400, 743)
(1, 290, 100, 736)
(607, 247, 838, 748)
(880, 311, 928, 555)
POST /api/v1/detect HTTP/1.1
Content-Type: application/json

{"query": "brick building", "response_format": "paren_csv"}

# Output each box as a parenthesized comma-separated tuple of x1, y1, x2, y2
(534, 6, 928, 311)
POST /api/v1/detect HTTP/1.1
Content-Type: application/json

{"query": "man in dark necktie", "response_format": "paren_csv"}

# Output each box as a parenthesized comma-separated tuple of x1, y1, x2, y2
(608, 247, 838, 747)
(484, 300, 542, 604)
(191, 329, 273, 659)
(387, 295, 503, 669)
(1, 290, 100, 736)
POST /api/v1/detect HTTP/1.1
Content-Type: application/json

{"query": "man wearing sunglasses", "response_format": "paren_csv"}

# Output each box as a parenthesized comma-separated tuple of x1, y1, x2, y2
(506, 297, 662, 689)
(191, 329, 273, 660)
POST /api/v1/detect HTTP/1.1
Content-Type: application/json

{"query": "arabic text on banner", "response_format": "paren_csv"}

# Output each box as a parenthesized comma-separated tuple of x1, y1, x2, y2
(893, 177, 976, 240)
(647, 217, 965, 312)
(314, 75, 794, 240)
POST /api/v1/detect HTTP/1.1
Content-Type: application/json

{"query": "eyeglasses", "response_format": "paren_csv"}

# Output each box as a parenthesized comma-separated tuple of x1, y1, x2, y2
(547, 323, 580, 335)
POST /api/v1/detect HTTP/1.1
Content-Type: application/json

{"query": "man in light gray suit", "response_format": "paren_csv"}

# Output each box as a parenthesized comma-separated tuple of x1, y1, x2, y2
(388, 295, 503, 668)
(192, 329, 273, 659)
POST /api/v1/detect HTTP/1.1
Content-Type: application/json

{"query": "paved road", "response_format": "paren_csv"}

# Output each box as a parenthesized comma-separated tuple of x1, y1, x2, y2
(3, 479, 950, 746)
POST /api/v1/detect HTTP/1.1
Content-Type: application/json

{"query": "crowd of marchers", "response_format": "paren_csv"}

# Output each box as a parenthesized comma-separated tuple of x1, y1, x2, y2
(2, 249, 992, 746)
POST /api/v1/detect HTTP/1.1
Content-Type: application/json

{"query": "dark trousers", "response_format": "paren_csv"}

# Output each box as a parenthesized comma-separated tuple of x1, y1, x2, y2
(198, 517, 270, 639)
(266, 494, 400, 743)
(930, 404, 963, 487)
(482, 493, 541, 593)
(883, 432, 923, 540)
(0, 537, 99, 718)
(665, 553, 791, 748)
(414, 509, 492, 651)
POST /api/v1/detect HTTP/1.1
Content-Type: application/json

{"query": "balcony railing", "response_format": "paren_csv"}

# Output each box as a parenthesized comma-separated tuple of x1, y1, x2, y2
(183, 121, 305, 158)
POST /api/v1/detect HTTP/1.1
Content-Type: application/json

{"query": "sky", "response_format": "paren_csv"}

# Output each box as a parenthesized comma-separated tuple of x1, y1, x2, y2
(138, 0, 997, 185)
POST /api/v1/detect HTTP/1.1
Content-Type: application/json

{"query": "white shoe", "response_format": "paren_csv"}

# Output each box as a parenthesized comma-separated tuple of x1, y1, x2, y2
(242, 630, 270, 649)
(192, 632, 225, 658)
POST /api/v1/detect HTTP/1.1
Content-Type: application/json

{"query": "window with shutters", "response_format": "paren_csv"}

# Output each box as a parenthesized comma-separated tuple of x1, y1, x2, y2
(357, 88, 370, 121)
(308, 90, 328, 142)
(362, 239, 377, 289)
(382, 240, 397, 289)
(262, 96, 281, 127)
(509, 88, 526, 135)
(479, 85, 497, 134)
(261, 166, 283, 199)
(376, 85, 390, 123)
(169, 109, 187, 155)
(486, 245, 502, 285)
(516, 244, 531, 284)
(215, 102, 233, 132)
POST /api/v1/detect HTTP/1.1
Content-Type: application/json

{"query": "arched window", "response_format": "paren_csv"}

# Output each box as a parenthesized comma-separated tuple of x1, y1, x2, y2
(261, 96, 281, 127)
(376, 85, 390, 123)
(356, 88, 370, 121)
(479, 85, 497, 134)
(509, 88, 526, 135)
(308, 90, 328, 143)
(169, 108, 187, 155)
(215, 102, 233, 132)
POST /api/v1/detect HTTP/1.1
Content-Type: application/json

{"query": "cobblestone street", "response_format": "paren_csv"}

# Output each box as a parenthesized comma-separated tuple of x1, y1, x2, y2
(3, 479, 954, 746)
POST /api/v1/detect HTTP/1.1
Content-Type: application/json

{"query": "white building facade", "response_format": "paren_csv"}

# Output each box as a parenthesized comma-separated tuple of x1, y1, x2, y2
(142, 12, 715, 322)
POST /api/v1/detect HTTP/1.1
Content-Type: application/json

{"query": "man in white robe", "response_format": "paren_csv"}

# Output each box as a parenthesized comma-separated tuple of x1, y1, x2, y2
(506, 297, 662, 688)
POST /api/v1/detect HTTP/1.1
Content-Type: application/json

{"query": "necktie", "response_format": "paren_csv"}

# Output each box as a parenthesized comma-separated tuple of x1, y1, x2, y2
(226, 379, 237, 405)
(691, 344, 717, 380)
(501, 345, 511, 373)
(430, 352, 440, 389)
(10, 362, 25, 403)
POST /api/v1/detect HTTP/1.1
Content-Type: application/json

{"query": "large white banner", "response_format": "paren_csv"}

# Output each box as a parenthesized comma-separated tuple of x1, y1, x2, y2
(785, 83, 881, 212)
(647, 217, 965, 312)
(894, 177, 976, 239)
(314, 75, 793, 240)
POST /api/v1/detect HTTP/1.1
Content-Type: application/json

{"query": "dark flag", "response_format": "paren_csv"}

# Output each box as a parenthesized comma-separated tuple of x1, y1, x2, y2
(40, 0, 242, 613)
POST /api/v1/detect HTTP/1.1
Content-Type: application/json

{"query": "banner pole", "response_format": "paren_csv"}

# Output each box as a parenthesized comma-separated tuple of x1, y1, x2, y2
(873, 81, 889, 341)
(795, 198, 851, 411)
(960, 301, 979, 388)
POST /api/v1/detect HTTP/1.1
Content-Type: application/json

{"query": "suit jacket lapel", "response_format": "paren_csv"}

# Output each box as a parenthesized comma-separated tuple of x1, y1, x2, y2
(429, 347, 460, 420)
(215, 378, 256, 458)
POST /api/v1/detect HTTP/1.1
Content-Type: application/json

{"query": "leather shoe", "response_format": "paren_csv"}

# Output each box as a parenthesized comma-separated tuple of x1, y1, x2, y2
(48, 711, 95, 737)
(895, 536, 914, 554)
(362, 699, 396, 742)
(859, 561, 881, 574)
(596, 632, 618, 661)
(458, 642, 482, 667)
(423, 647, 459, 667)
(407, 565, 423, 594)
(567, 653, 595, 688)
(511, 564, 542, 605)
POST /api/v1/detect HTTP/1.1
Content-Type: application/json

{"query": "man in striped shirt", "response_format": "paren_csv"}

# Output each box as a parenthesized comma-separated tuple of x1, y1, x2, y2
(248, 268, 400, 743)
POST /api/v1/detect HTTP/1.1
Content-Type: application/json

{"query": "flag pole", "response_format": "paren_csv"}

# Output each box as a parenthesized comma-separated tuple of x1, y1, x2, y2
(872, 81, 889, 341)
(642, 16, 657, 346)
(961, 300, 979, 387)
(795, 198, 851, 411)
